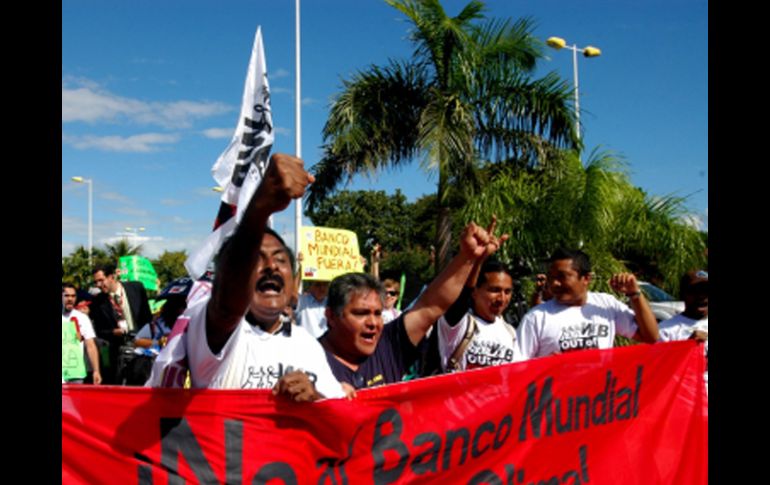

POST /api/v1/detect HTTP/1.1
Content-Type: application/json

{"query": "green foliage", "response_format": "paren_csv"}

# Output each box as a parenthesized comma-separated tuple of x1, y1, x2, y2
(459, 147, 707, 294)
(307, 190, 414, 255)
(152, 250, 189, 288)
(308, 0, 579, 270)
(105, 239, 143, 261)
(61, 245, 108, 290)
(307, 189, 438, 292)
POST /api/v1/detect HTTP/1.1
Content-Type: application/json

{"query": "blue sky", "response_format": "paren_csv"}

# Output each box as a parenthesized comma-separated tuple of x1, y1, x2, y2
(62, 0, 708, 259)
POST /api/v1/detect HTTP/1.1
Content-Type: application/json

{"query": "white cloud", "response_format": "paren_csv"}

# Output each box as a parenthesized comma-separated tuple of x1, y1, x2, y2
(272, 68, 290, 79)
(302, 97, 318, 106)
(274, 126, 291, 136)
(201, 127, 233, 139)
(62, 78, 232, 128)
(63, 133, 180, 152)
(160, 198, 185, 206)
(99, 192, 132, 203)
(272, 87, 292, 95)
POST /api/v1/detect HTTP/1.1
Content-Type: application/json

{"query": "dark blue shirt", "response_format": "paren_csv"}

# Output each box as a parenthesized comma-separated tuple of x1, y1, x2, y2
(323, 314, 420, 389)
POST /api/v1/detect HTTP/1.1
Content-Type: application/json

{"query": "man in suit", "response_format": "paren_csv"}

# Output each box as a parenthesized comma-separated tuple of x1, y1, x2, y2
(90, 263, 153, 383)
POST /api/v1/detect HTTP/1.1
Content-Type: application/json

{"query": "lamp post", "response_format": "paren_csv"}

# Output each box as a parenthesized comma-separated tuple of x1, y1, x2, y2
(546, 37, 601, 140)
(71, 176, 93, 268)
(123, 226, 146, 248)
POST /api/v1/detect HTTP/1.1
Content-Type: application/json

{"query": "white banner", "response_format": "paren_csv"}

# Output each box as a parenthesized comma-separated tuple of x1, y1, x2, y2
(186, 26, 274, 279)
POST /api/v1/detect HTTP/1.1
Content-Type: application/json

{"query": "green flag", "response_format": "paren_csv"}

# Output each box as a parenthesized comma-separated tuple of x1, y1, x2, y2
(118, 255, 158, 291)
(396, 272, 406, 311)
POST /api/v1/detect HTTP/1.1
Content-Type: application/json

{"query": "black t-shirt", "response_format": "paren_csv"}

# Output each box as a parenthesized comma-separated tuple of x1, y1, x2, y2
(323, 314, 420, 389)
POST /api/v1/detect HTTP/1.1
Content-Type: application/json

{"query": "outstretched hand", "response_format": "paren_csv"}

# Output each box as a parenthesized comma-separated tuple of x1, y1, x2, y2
(273, 370, 322, 403)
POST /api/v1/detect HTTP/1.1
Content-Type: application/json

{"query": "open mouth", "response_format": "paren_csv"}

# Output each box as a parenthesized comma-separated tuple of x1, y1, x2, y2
(360, 330, 378, 345)
(256, 275, 284, 295)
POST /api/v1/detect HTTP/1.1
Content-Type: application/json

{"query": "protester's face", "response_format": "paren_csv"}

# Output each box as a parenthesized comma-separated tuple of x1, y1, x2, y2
(547, 259, 591, 306)
(328, 290, 383, 359)
(62, 288, 77, 312)
(683, 281, 708, 319)
(472, 272, 513, 321)
(93, 271, 118, 294)
(383, 285, 399, 310)
(249, 234, 294, 324)
(309, 282, 329, 301)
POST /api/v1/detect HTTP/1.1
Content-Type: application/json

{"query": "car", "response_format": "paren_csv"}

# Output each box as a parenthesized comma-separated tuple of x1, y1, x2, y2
(637, 282, 684, 322)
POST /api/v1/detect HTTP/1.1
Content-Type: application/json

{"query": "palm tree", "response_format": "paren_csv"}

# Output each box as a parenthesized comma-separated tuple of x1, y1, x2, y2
(105, 239, 143, 262)
(307, 0, 579, 270)
(461, 147, 706, 294)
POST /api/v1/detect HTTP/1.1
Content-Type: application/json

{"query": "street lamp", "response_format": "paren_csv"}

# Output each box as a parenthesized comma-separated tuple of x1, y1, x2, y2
(546, 36, 601, 140)
(71, 176, 93, 268)
(123, 226, 146, 248)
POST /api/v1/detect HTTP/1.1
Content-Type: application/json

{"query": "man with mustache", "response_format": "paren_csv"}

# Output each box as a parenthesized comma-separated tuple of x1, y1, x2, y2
(319, 221, 503, 389)
(180, 154, 345, 401)
(517, 248, 659, 360)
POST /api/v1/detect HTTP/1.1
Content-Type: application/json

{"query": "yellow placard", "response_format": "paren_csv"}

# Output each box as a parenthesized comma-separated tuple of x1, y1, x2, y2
(299, 226, 364, 281)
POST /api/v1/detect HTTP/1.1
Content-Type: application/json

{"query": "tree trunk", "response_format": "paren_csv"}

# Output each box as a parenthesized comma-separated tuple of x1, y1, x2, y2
(435, 169, 452, 273)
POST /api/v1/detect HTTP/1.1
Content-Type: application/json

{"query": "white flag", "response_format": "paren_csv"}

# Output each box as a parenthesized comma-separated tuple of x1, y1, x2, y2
(186, 27, 274, 279)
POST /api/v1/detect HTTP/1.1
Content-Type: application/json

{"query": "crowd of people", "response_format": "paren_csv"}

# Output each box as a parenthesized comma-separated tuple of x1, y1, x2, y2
(62, 153, 708, 398)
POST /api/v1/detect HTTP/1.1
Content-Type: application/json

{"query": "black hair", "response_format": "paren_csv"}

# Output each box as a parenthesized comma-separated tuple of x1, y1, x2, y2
(93, 263, 117, 277)
(477, 259, 513, 287)
(548, 248, 591, 276)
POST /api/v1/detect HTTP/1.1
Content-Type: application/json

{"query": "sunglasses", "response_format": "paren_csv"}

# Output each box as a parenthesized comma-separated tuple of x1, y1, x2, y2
(385, 290, 398, 297)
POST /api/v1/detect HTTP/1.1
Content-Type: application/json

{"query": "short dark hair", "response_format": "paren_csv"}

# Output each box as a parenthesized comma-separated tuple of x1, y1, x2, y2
(327, 273, 384, 317)
(62, 282, 76, 292)
(679, 270, 708, 297)
(549, 248, 591, 276)
(93, 263, 116, 277)
(477, 260, 512, 287)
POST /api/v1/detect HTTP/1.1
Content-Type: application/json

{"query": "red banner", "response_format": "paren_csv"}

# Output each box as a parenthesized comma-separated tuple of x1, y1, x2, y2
(63, 341, 707, 484)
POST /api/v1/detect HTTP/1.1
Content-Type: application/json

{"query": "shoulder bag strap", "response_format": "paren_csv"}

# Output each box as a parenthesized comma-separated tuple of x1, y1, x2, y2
(447, 315, 477, 371)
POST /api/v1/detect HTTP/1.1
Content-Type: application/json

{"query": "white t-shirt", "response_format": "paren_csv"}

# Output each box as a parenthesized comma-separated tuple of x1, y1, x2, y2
(185, 297, 344, 398)
(658, 314, 708, 386)
(295, 293, 328, 338)
(382, 307, 402, 324)
(63, 309, 96, 340)
(438, 311, 521, 372)
(658, 314, 708, 342)
(517, 292, 638, 360)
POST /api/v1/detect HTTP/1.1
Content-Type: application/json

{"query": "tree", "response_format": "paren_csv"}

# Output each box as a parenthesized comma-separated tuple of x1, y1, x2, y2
(152, 250, 189, 288)
(105, 239, 143, 261)
(306, 189, 414, 254)
(307, 0, 579, 271)
(307, 189, 438, 301)
(460, 148, 707, 295)
(61, 245, 108, 289)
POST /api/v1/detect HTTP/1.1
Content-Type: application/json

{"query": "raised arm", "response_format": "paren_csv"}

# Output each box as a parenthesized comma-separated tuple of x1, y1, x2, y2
(609, 273, 659, 343)
(370, 243, 381, 280)
(206, 154, 315, 352)
(443, 216, 509, 327)
(403, 222, 505, 345)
